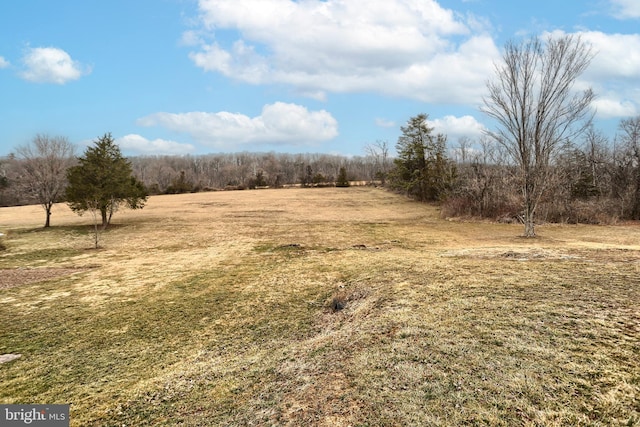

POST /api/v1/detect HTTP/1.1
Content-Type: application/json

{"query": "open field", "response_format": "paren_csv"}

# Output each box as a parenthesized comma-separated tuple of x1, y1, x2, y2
(1, 187, 639, 426)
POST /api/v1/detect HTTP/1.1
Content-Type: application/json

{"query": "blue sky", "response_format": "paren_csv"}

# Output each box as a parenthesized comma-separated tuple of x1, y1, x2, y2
(1, 0, 639, 157)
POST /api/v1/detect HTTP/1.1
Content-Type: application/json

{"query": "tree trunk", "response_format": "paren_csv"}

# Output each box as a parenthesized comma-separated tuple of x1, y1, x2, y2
(101, 208, 108, 227)
(522, 181, 537, 237)
(524, 217, 536, 237)
(44, 206, 51, 228)
(93, 221, 99, 249)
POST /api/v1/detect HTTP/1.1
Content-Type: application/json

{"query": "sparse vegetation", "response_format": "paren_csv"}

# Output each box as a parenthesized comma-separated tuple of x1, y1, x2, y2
(1, 188, 638, 425)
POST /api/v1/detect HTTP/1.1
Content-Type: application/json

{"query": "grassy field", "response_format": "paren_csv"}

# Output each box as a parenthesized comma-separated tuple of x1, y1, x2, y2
(0, 187, 639, 426)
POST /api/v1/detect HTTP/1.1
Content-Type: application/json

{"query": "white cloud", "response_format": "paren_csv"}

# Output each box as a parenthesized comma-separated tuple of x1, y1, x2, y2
(609, 0, 640, 19)
(375, 118, 396, 128)
(116, 134, 196, 155)
(179, 30, 204, 47)
(544, 30, 640, 119)
(137, 102, 338, 148)
(427, 115, 488, 140)
(0, 56, 9, 68)
(574, 31, 640, 79)
(592, 98, 638, 119)
(187, 0, 499, 103)
(20, 47, 90, 84)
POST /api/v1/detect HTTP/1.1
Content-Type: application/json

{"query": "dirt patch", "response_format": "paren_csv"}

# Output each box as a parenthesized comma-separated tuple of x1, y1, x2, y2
(0, 268, 87, 290)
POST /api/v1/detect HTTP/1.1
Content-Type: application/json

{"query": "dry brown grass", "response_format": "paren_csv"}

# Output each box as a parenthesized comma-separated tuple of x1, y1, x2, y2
(1, 187, 639, 426)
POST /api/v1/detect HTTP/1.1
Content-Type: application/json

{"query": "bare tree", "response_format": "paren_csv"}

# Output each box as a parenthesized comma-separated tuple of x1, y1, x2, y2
(456, 136, 472, 164)
(617, 116, 640, 218)
(482, 34, 595, 236)
(365, 140, 390, 185)
(15, 135, 75, 227)
(582, 125, 610, 198)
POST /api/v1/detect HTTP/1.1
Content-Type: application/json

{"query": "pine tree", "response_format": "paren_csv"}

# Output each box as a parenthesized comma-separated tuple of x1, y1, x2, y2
(336, 166, 350, 187)
(390, 114, 455, 201)
(66, 133, 147, 227)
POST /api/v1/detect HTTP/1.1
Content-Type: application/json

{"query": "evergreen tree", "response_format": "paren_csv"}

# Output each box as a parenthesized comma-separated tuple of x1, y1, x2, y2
(390, 114, 455, 201)
(336, 166, 350, 187)
(66, 133, 147, 227)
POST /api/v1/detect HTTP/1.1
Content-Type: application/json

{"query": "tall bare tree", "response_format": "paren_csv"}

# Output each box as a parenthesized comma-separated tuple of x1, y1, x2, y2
(15, 135, 75, 227)
(482, 34, 595, 236)
(617, 116, 640, 218)
(365, 140, 390, 185)
(582, 125, 610, 198)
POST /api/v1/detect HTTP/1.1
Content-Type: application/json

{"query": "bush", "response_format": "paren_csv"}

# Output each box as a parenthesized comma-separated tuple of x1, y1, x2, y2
(441, 194, 521, 221)
(165, 171, 194, 194)
(539, 199, 620, 225)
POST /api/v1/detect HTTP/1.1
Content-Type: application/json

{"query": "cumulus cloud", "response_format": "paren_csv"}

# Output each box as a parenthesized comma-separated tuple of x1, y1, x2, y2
(137, 102, 338, 149)
(570, 31, 640, 80)
(592, 97, 638, 119)
(0, 56, 9, 68)
(20, 47, 90, 84)
(116, 134, 196, 155)
(609, 0, 640, 19)
(540, 30, 640, 119)
(186, 0, 499, 103)
(427, 115, 488, 140)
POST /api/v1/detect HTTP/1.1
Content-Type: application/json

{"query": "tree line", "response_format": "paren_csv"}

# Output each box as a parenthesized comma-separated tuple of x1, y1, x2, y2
(386, 34, 640, 236)
(441, 116, 640, 224)
(0, 134, 386, 236)
(1, 114, 639, 235)
(0, 146, 384, 206)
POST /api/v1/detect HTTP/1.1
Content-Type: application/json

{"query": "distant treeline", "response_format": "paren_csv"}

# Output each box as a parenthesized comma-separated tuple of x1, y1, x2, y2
(2, 115, 640, 225)
(129, 152, 381, 193)
(0, 151, 386, 206)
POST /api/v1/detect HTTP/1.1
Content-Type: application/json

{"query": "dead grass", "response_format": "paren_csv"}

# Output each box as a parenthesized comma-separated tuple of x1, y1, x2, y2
(0, 187, 639, 426)
(0, 268, 87, 289)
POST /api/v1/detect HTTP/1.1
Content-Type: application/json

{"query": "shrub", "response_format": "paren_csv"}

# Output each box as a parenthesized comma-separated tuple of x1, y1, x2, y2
(539, 199, 620, 225)
(165, 171, 194, 194)
(441, 194, 521, 221)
